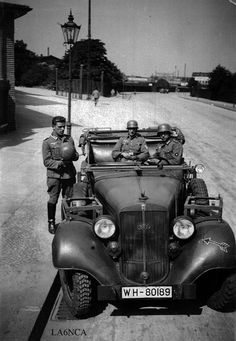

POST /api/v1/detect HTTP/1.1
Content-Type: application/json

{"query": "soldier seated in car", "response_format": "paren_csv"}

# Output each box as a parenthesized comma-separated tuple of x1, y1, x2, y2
(148, 123, 183, 166)
(112, 120, 149, 162)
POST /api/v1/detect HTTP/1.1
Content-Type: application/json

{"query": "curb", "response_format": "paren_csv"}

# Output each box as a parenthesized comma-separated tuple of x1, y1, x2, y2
(179, 95, 236, 112)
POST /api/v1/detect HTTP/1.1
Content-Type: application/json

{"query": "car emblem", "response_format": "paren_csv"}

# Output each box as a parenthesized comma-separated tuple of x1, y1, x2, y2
(137, 223, 151, 231)
(202, 237, 230, 253)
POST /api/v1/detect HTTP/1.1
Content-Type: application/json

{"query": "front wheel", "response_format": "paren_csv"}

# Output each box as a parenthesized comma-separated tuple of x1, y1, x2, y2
(207, 274, 236, 312)
(59, 270, 94, 317)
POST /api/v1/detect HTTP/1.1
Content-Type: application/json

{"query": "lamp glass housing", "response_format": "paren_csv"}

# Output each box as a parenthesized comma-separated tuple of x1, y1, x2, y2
(61, 12, 81, 45)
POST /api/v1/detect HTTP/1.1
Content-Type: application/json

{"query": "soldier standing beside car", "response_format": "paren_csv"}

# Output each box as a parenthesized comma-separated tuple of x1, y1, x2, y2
(112, 120, 149, 162)
(42, 116, 79, 234)
(148, 123, 183, 166)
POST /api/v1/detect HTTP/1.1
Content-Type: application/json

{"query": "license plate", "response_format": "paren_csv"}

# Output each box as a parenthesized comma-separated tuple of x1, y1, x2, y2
(121, 286, 172, 299)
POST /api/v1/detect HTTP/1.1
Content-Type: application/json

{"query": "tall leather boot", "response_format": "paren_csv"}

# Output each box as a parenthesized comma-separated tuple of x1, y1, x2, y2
(47, 202, 56, 234)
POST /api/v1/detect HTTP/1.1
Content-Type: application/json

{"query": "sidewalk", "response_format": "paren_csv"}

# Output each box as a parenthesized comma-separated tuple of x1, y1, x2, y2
(179, 93, 236, 112)
(0, 87, 84, 341)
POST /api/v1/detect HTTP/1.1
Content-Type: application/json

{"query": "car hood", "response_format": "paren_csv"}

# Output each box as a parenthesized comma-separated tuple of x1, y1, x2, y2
(94, 173, 181, 215)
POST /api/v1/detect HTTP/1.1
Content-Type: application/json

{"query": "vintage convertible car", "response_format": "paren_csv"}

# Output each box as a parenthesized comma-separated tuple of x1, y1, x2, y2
(52, 128, 236, 318)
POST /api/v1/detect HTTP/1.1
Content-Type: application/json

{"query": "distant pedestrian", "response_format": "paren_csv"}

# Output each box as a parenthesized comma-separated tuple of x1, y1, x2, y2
(42, 116, 79, 234)
(111, 88, 116, 97)
(92, 88, 100, 106)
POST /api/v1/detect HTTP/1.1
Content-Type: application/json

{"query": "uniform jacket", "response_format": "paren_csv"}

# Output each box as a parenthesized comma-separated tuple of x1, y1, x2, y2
(153, 138, 183, 165)
(171, 127, 185, 144)
(112, 133, 149, 162)
(92, 90, 100, 99)
(42, 133, 79, 179)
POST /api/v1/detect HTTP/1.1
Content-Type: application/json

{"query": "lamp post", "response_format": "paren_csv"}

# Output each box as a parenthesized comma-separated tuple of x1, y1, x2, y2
(61, 10, 81, 135)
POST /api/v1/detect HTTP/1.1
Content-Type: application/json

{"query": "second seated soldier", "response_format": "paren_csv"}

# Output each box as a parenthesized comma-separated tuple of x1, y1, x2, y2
(42, 116, 79, 234)
(148, 123, 183, 166)
(112, 120, 149, 162)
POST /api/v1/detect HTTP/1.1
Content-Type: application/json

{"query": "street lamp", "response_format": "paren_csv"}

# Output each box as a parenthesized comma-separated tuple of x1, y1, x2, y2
(61, 10, 81, 135)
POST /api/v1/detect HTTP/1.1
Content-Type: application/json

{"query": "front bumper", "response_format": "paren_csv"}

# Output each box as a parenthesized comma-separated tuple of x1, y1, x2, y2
(97, 284, 196, 301)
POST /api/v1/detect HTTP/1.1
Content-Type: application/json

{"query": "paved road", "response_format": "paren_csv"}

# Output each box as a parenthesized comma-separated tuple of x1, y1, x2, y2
(0, 88, 235, 341)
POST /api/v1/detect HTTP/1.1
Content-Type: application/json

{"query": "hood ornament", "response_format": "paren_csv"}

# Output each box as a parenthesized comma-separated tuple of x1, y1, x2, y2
(139, 191, 149, 201)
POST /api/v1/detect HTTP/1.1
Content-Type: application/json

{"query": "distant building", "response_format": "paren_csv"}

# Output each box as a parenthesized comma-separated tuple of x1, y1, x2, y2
(192, 72, 210, 86)
(0, 1, 32, 131)
(126, 76, 150, 83)
(38, 55, 61, 70)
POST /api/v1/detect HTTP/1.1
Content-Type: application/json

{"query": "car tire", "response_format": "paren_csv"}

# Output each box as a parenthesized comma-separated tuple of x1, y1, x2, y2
(189, 178, 209, 205)
(206, 273, 236, 312)
(59, 270, 94, 317)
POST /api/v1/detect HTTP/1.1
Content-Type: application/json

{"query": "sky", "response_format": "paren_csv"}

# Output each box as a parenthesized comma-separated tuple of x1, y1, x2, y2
(3, 0, 236, 77)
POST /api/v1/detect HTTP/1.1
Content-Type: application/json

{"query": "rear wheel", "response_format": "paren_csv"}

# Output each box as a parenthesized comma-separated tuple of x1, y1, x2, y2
(207, 274, 236, 312)
(59, 270, 94, 317)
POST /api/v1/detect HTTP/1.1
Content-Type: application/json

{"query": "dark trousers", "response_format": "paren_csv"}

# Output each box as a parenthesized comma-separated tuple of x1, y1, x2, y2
(47, 177, 75, 221)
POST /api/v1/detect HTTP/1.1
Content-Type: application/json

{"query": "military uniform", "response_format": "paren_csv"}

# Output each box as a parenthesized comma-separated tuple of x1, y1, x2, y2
(42, 133, 79, 227)
(92, 89, 100, 106)
(112, 133, 149, 162)
(153, 138, 183, 165)
(171, 127, 185, 144)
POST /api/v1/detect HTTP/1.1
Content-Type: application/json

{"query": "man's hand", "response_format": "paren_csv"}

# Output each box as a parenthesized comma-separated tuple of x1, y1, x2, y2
(128, 155, 137, 161)
(58, 160, 71, 168)
(58, 160, 64, 168)
(147, 158, 160, 165)
(121, 152, 137, 160)
(121, 152, 131, 159)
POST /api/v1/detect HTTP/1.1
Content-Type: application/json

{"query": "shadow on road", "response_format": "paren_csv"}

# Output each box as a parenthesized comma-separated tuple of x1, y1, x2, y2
(110, 302, 203, 316)
(16, 89, 66, 107)
(0, 90, 81, 149)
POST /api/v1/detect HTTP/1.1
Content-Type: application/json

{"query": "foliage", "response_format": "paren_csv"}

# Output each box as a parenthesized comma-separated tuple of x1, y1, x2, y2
(188, 77, 199, 88)
(14, 38, 123, 92)
(187, 77, 201, 97)
(208, 65, 236, 102)
(15, 40, 37, 85)
(58, 39, 123, 84)
(20, 64, 52, 87)
(156, 78, 169, 89)
(15, 40, 59, 87)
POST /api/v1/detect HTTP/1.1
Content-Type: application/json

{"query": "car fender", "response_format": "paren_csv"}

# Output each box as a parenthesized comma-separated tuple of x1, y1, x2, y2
(167, 218, 236, 284)
(52, 220, 120, 285)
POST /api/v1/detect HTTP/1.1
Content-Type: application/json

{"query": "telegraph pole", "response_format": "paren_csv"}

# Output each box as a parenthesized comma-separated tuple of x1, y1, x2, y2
(87, 0, 91, 98)
(79, 64, 83, 99)
(101, 70, 104, 96)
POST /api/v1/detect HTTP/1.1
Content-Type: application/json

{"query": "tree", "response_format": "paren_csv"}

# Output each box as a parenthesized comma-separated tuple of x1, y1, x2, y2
(156, 78, 169, 89)
(232, 73, 236, 104)
(188, 77, 199, 88)
(58, 39, 123, 85)
(14, 40, 37, 85)
(208, 65, 233, 101)
(188, 77, 200, 97)
(21, 64, 51, 87)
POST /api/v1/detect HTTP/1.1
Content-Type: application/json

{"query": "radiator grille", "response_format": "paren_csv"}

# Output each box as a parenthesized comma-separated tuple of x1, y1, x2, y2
(120, 210, 169, 284)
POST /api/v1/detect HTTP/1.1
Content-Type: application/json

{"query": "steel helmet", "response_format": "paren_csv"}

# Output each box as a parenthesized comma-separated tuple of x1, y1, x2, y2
(157, 123, 172, 136)
(127, 120, 138, 129)
(60, 142, 75, 161)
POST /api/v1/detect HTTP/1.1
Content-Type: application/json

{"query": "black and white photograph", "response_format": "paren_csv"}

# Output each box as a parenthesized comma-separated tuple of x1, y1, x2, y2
(0, 1, 236, 340)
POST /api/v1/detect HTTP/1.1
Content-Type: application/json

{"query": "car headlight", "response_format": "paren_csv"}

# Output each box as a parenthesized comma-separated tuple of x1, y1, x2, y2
(195, 164, 205, 174)
(94, 216, 116, 239)
(172, 217, 195, 240)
